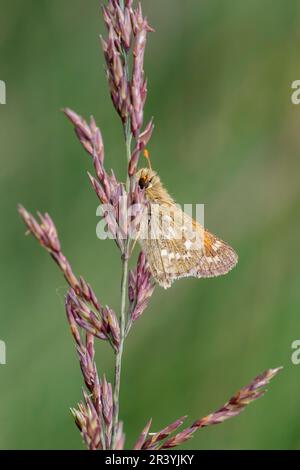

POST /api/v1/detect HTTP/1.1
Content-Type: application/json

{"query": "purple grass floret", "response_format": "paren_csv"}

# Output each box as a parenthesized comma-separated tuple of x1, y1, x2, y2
(138, 368, 282, 450)
(127, 251, 155, 333)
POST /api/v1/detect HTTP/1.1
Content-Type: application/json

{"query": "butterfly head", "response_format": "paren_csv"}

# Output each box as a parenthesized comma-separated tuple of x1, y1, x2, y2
(136, 168, 159, 191)
(136, 168, 175, 205)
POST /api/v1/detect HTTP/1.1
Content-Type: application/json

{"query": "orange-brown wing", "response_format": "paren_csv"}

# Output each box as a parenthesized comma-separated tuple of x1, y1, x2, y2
(139, 204, 238, 289)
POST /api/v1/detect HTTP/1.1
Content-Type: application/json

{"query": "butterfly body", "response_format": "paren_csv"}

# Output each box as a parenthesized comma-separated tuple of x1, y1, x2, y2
(136, 168, 238, 289)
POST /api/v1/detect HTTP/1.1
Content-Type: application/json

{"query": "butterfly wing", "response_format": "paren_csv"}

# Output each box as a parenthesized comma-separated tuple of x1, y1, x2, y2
(139, 203, 238, 289)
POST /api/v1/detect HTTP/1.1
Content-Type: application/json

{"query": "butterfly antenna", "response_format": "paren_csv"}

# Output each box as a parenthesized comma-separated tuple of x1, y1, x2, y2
(144, 149, 153, 171)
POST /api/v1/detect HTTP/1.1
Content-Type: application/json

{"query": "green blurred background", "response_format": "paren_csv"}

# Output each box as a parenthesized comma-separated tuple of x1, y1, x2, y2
(1, 0, 300, 450)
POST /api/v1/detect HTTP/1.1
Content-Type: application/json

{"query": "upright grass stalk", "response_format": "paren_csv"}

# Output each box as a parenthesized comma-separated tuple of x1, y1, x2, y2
(111, 1, 134, 447)
(113, 131, 131, 447)
(18, 0, 282, 450)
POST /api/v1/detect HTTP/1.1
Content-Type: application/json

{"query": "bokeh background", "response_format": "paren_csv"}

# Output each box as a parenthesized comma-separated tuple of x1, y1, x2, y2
(1, 0, 300, 450)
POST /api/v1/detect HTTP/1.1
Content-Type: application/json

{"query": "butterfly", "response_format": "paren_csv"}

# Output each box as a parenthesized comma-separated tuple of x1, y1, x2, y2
(135, 164, 238, 289)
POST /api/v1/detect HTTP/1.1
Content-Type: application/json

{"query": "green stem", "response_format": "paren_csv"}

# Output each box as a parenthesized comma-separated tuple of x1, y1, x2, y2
(111, 1, 133, 449)
(111, 254, 128, 448)
(111, 123, 132, 449)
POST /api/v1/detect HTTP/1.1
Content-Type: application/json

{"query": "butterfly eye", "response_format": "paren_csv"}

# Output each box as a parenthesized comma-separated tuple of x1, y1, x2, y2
(139, 177, 148, 189)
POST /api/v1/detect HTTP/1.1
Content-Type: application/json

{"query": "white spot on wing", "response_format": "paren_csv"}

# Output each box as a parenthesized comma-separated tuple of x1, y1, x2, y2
(184, 240, 192, 250)
(212, 241, 222, 251)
